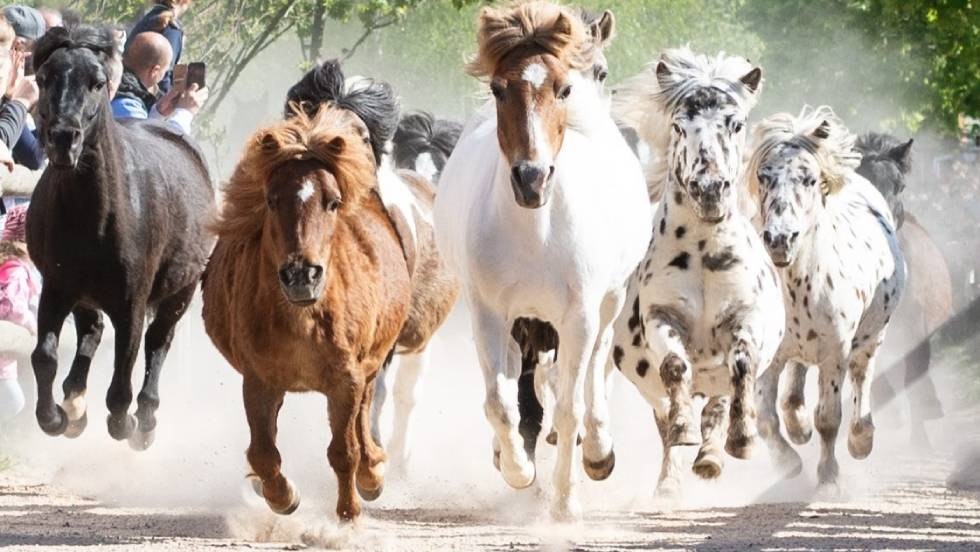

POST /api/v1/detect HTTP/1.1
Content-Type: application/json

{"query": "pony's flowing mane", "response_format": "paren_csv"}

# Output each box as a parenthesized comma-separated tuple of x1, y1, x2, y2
(855, 131, 912, 173)
(612, 48, 760, 202)
(33, 24, 117, 73)
(466, 1, 595, 79)
(748, 105, 861, 199)
(215, 105, 378, 241)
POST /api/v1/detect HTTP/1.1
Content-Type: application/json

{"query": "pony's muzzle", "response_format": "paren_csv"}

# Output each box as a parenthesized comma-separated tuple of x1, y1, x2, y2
(688, 179, 730, 222)
(510, 161, 554, 209)
(46, 126, 83, 168)
(278, 261, 325, 305)
(762, 230, 799, 267)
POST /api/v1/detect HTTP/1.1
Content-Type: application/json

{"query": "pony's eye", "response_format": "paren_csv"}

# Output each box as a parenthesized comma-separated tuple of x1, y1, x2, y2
(93, 81, 105, 92)
(595, 68, 609, 82)
(326, 199, 341, 212)
(671, 123, 681, 134)
(490, 81, 505, 100)
(803, 176, 815, 187)
(267, 192, 278, 210)
(557, 84, 572, 100)
(732, 121, 744, 133)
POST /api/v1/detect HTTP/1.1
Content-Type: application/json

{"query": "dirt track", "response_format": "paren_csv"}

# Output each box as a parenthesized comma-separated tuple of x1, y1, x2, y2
(2, 304, 980, 550)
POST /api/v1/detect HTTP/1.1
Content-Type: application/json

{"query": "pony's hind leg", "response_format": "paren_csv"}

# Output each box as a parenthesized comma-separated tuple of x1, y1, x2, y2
(847, 336, 884, 460)
(387, 349, 427, 473)
(61, 307, 104, 438)
(653, 401, 686, 503)
(757, 359, 802, 478)
(31, 287, 75, 436)
(692, 395, 729, 479)
(243, 374, 299, 515)
(356, 371, 387, 501)
(130, 283, 196, 451)
(781, 362, 813, 445)
(472, 301, 534, 489)
(642, 312, 700, 447)
(105, 304, 147, 442)
(326, 368, 365, 522)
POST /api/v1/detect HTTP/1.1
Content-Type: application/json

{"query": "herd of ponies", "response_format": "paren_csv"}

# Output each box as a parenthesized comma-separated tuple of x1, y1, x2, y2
(25, 0, 939, 524)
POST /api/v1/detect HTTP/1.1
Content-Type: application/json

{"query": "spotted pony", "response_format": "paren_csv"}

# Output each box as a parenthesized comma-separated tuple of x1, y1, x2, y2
(610, 48, 785, 499)
(747, 106, 907, 491)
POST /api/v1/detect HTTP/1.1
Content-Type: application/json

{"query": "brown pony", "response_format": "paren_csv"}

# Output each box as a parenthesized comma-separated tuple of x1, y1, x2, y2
(201, 105, 411, 522)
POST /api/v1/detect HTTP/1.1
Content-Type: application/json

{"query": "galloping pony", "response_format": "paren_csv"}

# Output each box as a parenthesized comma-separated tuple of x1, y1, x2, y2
(27, 25, 214, 449)
(435, 2, 650, 519)
(391, 111, 463, 184)
(609, 48, 784, 499)
(284, 63, 459, 476)
(856, 133, 950, 447)
(747, 107, 906, 490)
(202, 65, 414, 521)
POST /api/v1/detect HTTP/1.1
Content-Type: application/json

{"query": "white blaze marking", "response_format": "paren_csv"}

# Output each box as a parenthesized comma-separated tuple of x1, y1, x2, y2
(528, 111, 553, 163)
(522, 63, 547, 89)
(414, 152, 439, 182)
(298, 180, 315, 203)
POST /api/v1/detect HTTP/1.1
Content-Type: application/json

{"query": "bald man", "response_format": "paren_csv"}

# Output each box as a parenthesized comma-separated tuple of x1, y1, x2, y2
(112, 31, 207, 134)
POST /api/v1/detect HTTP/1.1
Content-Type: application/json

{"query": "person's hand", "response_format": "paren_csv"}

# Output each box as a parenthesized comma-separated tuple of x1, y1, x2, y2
(10, 75, 38, 110)
(176, 83, 208, 114)
(155, 86, 182, 117)
(5, 49, 25, 98)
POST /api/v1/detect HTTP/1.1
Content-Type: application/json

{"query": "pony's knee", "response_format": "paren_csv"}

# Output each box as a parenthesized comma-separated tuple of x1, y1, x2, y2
(328, 441, 360, 475)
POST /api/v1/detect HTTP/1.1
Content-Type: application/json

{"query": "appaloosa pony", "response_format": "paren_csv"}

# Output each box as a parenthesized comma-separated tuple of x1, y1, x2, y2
(435, 2, 650, 520)
(747, 107, 906, 491)
(609, 48, 784, 499)
(856, 132, 951, 446)
(27, 26, 214, 449)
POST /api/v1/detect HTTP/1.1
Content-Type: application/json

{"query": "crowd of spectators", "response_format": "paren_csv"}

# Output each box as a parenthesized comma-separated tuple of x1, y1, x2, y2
(0, 2, 205, 431)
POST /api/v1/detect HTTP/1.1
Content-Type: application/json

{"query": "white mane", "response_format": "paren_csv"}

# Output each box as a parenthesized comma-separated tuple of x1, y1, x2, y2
(612, 47, 759, 202)
(747, 105, 861, 199)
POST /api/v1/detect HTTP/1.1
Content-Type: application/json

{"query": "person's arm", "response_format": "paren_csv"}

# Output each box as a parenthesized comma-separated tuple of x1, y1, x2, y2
(158, 26, 183, 93)
(0, 163, 42, 197)
(12, 127, 45, 170)
(0, 102, 27, 150)
(111, 97, 149, 120)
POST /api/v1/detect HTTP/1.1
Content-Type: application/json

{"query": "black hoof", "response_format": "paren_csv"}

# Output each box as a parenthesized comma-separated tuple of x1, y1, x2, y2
(357, 482, 384, 502)
(106, 413, 137, 441)
(583, 449, 616, 481)
(64, 412, 88, 439)
(38, 405, 68, 436)
(128, 428, 156, 451)
(268, 482, 301, 516)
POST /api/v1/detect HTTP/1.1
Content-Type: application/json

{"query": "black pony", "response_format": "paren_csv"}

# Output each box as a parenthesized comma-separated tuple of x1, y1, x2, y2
(27, 25, 215, 449)
(392, 111, 463, 184)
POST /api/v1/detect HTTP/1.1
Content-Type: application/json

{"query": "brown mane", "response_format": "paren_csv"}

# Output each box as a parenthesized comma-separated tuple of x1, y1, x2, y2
(215, 105, 378, 241)
(466, 1, 594, 78)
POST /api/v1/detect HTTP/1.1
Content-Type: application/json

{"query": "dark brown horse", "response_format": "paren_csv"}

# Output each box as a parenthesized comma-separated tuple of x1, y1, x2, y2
(27, 26, 214, 449)
(856, 133, 952, 445)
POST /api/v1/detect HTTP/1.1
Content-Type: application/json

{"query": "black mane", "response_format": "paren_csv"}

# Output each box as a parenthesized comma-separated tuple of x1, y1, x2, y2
(285, 59, 400, 166)
(33, 24, 116, 73)
(392, 111, 462, 171)
(855, 131, 912, 173)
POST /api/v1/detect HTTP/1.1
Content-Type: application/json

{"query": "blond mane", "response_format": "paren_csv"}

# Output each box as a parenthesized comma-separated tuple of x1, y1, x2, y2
(747, 105, 861, 200)
(466, 1, 595, 79)
(215, 105, 378, 241)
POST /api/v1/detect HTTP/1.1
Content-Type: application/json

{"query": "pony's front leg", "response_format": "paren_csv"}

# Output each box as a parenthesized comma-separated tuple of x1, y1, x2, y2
(60, 306, 105, 438)
(815, 361, 845, 494)
(105, 305, 147, 441)
(781, 362, 813, 444)
(724, 331, 762, 459)
(387, 349, 427, 473)
(551, 310, 599, 521)
(326, 366, 365, 522)
(653, 400, 686, 503)
(757, 356, 802, 478)
(471, 302, 534, 489)
(847, 335, 884, 460)
(692, 395, 729, 479)
(243, 374, 299, 515)
(642, 311, 699, 447)
(356, 370, 387, 502)
(131, 283, 197, 451)
(31, 286, 75, 436)
(582, 292, 625, 481)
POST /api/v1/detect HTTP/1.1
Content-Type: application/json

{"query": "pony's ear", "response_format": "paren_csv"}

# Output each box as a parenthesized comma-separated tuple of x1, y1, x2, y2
(259, 132, 280, 151)
(552, 10, 574, 40)
(655, 61, 673, 89)
(888, 138, 913, 172)
(593, 10, 615, 47)
(811, 120, 831, 140)
(739, 67, 763, 94)
(325, 136, 346, 157)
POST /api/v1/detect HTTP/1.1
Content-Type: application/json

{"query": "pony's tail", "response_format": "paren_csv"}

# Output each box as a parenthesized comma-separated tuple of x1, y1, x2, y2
(392, 111, 463, 179)
(284, 59, 400, 166)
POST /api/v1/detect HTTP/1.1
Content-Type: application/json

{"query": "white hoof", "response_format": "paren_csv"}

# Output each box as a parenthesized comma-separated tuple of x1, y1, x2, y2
(550, 495, 582, 522)
(500, 456, 536, 489)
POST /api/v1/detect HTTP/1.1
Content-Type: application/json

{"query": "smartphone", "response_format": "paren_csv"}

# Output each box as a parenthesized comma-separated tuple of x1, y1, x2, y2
(172, 63, 188, 88)
(23, 53, 34, 76)
(187, 62, 206, 89)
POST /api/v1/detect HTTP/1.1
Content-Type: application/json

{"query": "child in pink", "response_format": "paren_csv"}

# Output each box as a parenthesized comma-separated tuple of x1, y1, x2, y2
(0, 240, 39, 425)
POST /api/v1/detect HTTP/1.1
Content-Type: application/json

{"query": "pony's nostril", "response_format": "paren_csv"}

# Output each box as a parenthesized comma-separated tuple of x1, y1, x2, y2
(511, 165, 522, 185)
(723, 180, 731, 190)
(307, 265, 323, 283)
(790, 231, 800, 242)
(547, 165, 555, 179)
(763, 231, 773, 246)
(278, 267, 293, 287)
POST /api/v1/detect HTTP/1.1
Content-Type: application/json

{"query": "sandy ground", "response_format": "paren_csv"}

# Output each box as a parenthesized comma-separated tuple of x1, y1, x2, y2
(2, 299, 980, 551)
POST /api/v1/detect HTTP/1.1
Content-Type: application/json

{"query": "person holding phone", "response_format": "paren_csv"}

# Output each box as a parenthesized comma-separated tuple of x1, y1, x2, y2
(112, 32, 207, 134)
(126, 0, 193, 93)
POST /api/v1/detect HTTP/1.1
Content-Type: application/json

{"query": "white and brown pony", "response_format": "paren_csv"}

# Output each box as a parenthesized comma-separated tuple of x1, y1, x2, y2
(747, 106, 906, 492)
(434, 2, 650, 520)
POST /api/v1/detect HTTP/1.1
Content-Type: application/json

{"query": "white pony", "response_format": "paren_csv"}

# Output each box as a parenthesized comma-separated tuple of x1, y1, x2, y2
(434, 2, 650, 519)
(610, 48, 785, 498)
(747, 106, 906, 491)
